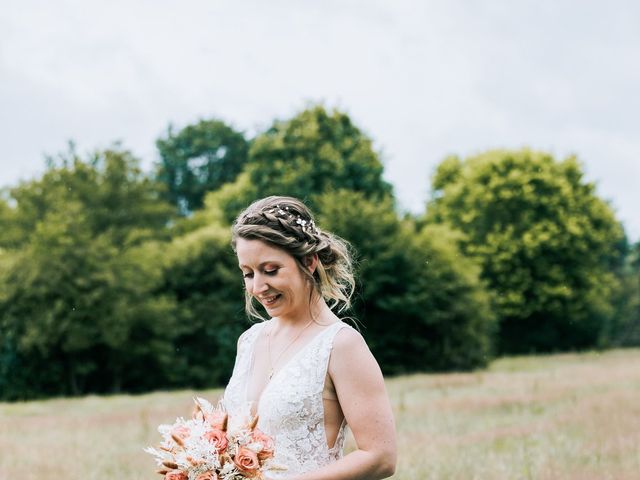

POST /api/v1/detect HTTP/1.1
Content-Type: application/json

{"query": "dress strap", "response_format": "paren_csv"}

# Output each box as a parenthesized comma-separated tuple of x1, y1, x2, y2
(239, 321, 267, 348)
(233, 322, 268, 377)
(315, 321, 352, 383)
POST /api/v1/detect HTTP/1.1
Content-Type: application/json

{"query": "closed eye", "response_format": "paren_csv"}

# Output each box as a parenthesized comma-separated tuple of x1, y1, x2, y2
(240, 266, 279, 279)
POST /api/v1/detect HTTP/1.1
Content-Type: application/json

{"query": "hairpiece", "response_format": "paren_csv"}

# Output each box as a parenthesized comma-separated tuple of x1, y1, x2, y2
(268, 205, 319, 235)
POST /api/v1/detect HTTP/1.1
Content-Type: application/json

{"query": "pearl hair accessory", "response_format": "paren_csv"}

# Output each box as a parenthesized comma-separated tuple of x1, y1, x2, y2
(268, 205, 319, 235)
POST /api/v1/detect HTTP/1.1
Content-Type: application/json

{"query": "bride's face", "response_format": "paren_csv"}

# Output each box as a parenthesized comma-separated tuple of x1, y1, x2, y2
(236, 238, 312, 320)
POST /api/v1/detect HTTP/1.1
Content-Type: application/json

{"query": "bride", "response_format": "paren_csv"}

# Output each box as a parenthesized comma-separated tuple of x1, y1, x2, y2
(223, 196, 397, 480)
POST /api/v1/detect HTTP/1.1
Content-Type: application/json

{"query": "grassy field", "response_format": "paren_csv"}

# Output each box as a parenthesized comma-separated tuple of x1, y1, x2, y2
(1, 349, 639, 479)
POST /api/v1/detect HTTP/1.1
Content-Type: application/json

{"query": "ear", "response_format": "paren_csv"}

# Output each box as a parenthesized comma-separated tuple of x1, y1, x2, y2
(305, 254, 319, 274)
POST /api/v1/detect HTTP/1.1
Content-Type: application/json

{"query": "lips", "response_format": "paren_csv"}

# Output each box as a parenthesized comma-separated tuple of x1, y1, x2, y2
(260, 293, 281, 307)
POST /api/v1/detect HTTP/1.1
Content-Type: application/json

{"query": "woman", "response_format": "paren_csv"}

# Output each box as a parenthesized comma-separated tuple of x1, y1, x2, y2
(223, 196, 397, 480)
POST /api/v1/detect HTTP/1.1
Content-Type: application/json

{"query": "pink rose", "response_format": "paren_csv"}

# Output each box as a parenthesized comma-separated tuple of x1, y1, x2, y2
(205, 411, 228, 431)
(251, 428, 275, 461)
(171, 425, 191, 441)
(165, 470, 188, 480)
(233, 446, 261, 477)
(195, 471, 218, 480)
(204, 428, 228, 453)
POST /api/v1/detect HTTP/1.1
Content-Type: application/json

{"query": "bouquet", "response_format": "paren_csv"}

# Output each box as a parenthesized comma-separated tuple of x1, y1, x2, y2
(145, 397, 284, 480)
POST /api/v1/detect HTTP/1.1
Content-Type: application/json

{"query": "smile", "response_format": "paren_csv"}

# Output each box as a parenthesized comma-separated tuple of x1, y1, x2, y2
(260, 294, 281, 306)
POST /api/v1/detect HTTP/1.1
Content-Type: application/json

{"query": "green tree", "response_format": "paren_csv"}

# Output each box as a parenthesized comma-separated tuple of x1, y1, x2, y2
(210, 105, 393, 224)
(156, 119, 249, 214)
(426, 149, 625, 353)
(249, 105, 392, 203)
(316, 190, 495, 373)
(609, 241, 640, 346)
(159, 225, 248, 388)
(6, 146, 172, 248)
(0, 147, 177, 400)
(0, 192, 21, 248)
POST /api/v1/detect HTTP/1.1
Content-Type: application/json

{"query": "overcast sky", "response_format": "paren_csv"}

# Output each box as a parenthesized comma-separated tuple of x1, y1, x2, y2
(2, 0, 639, 240)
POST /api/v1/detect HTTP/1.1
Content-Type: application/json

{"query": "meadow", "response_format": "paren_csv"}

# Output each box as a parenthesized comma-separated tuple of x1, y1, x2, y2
(1, 349, 639, 480)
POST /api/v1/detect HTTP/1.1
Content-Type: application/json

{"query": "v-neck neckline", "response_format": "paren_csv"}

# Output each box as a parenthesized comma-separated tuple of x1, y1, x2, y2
(245, 319, 340, 415)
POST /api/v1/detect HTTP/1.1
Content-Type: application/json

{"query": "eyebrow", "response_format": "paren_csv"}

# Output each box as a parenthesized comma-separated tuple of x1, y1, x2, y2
(238, 261, 280, 269)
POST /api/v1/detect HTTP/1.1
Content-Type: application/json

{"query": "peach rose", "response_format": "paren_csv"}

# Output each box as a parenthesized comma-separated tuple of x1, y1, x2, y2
(233, 446, 260, 477)
(165, 470, 188, 480)
(251, 428, 275, 460)
(204, 428, 228, 453)
(195, 471, 218, 480)
(205, 411, 228, 431)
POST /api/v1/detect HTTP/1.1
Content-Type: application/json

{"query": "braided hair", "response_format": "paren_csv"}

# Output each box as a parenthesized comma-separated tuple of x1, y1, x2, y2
(231, 196, 355, 321)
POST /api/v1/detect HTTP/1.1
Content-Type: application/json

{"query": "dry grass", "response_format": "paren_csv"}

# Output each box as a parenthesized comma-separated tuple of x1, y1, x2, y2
(1, 349, 639, 479)
(387, 349, 640, 479)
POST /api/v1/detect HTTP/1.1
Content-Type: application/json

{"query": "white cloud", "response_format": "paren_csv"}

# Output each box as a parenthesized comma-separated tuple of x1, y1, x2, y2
(1, 0, 639, 239)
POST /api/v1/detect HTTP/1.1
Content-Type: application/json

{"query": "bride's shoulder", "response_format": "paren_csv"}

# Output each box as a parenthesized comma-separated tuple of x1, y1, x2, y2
(332, 322, 367, 352)
(329, 324, 380, 380)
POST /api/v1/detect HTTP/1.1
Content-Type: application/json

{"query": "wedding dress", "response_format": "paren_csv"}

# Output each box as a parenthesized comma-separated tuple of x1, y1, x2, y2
(223, 320, 351, 478)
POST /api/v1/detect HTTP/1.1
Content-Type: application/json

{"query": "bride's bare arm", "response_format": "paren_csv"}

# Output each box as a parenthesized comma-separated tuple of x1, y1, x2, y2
(295, 328, 397, 480)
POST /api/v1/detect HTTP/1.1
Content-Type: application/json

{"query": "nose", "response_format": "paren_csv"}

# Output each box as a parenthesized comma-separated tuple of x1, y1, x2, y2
(250, 272, 270, 296)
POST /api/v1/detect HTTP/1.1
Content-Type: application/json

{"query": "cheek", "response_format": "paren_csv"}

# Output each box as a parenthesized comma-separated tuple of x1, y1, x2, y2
(288, 277, 307, 299)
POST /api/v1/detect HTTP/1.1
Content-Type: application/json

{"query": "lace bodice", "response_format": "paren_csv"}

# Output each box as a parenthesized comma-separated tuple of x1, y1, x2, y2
(223, 320, 351, 478)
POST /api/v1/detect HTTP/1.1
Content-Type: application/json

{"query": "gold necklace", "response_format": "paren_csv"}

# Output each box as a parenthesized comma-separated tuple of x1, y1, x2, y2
(267, 320, 314, 380)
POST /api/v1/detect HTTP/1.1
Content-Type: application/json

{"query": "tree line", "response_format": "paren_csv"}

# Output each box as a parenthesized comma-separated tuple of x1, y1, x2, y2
(1, 105, 638, 401)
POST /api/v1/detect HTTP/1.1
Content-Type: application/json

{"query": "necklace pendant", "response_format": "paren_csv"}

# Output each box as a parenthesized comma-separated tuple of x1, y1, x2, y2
(268, 369, 274, 380)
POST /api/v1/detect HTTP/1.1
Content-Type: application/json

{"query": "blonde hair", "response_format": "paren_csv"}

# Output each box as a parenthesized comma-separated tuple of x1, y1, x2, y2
(231, 196, 355, 321)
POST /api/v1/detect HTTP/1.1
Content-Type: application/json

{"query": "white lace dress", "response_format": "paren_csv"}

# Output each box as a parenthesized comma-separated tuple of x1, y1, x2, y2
(223, 320, 351, 479)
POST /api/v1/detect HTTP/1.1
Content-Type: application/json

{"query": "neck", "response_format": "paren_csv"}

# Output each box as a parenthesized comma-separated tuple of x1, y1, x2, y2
(275, 295, 334, 328)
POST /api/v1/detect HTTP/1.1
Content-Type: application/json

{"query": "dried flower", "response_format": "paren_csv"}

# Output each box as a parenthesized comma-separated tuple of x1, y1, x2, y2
(233, 446, 260, 477)
(146, 398, 283, 479)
